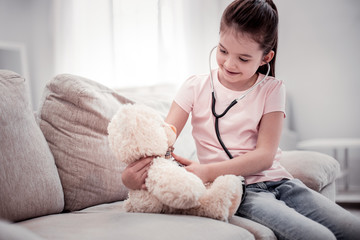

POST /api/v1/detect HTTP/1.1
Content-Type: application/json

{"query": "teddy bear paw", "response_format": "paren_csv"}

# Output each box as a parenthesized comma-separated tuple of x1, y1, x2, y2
(198, 175, 243, 221)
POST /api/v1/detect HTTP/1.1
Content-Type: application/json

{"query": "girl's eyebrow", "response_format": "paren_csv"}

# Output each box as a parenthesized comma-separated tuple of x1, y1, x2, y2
(219, 43, 252, 58)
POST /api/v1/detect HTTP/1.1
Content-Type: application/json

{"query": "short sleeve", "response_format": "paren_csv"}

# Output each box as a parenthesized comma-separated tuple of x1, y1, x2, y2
(264, 79, 286, 116)
(174, 75, 197, 114)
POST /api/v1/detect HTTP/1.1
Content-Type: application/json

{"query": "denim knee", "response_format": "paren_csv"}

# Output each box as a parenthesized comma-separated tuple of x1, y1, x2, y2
(273, 222, 336, 240)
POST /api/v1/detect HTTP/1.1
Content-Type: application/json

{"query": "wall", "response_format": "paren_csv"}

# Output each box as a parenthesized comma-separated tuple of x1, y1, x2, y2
(0, 0, 54, 109)
(276, 0, 360, 140)
(274, 0, 360, 190)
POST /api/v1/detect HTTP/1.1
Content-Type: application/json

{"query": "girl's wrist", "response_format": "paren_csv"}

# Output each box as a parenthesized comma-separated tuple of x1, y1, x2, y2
(205, 163, 217, 183)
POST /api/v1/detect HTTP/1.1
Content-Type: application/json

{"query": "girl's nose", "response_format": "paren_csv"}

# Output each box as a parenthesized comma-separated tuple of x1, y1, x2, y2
(224, 56, 237, 69)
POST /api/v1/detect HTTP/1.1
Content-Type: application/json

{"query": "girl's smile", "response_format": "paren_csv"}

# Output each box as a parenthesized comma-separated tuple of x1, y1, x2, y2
(223, 68, 240, 76)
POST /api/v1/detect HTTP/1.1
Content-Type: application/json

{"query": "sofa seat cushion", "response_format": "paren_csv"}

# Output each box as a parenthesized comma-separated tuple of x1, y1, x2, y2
(280, 150, 341, 192)
(18, 201, 254, 240)
(229, 216, 276, 240)
(37, 74, 132, 211)
(0, 70, 64, 222)
(0, 219, 44, 240)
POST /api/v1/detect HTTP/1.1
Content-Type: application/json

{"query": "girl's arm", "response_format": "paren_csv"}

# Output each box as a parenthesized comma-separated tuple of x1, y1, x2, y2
(165, 101, 190, 138)
(174, 111, 284, 183)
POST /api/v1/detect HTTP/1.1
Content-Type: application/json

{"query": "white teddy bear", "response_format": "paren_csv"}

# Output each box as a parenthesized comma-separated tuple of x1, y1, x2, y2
(108, 104, 243, 221)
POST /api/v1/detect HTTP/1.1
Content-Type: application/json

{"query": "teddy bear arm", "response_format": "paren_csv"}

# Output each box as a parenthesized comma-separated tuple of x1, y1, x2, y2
(146, 158, 206, 209)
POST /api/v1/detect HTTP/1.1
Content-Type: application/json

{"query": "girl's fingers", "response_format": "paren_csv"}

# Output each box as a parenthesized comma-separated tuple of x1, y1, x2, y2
(140, 165, 149, 190)
(172, 153, 192, 166)
(122, 157, 152, 190)
(140, 165, 149, 180)
(129, 156, 153, 171)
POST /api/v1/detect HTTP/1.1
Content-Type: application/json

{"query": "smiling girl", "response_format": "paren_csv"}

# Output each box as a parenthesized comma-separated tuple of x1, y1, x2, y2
(121, 1, 360, 239)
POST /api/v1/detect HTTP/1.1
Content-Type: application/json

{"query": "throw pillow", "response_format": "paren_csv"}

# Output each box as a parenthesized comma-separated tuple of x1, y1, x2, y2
(0, 70, 64, 221)
(37, 74, 131, 211)
(280, 150, 341, 191)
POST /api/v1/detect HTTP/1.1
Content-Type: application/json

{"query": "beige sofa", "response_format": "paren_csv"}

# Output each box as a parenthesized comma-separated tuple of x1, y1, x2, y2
(0, 70, 340, 240)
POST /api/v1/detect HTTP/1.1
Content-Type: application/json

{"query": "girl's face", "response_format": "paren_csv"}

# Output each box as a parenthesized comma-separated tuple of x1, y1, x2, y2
(216, 28, 273, 91)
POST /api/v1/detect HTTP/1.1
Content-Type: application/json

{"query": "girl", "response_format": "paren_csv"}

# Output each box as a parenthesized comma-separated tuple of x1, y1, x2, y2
(122, 0, 360, 239)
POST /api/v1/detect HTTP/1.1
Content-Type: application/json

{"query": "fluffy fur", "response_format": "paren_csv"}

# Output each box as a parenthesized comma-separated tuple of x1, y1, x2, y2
(108, 104, 243, 221)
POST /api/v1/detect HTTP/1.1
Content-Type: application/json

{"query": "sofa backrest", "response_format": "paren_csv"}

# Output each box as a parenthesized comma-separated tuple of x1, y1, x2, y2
(0, 70, 64, 222)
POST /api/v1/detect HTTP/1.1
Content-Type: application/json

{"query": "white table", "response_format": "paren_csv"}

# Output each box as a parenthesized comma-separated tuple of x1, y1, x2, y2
(297, 138, 360, 191)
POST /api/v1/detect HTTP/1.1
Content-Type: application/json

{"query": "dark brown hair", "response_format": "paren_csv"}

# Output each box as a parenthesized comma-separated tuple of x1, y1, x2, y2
(220, 0, 278, 77)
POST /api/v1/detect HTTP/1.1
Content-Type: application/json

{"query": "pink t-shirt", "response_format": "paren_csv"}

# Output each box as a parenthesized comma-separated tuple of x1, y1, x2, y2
(174, 69, 293, 184)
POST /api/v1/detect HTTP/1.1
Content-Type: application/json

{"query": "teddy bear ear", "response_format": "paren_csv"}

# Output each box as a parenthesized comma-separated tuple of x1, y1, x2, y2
(108, 104, 169, 165)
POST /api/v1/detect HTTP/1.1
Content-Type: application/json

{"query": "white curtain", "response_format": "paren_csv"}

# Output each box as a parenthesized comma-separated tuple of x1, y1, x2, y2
(53, 0, 229, 88)
(53, 0, 114, 85)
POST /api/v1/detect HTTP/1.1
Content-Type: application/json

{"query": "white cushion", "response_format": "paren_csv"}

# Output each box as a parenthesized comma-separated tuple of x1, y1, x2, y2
(280, 151, 340, 191)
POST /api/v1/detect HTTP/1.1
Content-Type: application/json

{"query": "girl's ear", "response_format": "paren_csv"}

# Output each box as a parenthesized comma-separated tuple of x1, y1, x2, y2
(261, 50, 275, 65)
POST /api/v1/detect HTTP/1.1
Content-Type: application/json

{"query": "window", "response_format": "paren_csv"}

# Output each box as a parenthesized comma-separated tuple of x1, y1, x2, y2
(53, 0, 224, 88)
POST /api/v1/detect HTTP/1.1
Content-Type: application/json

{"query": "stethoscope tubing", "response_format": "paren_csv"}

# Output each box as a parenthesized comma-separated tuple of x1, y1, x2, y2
(209, 45, 271, 159)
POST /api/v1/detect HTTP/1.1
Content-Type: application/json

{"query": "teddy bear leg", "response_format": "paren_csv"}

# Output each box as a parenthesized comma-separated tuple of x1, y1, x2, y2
(227, 177, 243, 217)
(146, 157, 206, 209)
(183, 175, 243, 221)
(124, 190, 165, 213)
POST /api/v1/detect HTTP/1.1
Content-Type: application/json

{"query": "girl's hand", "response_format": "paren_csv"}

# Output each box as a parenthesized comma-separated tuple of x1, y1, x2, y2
(121, 157, 153, 190)
(172, 153, 210, 183)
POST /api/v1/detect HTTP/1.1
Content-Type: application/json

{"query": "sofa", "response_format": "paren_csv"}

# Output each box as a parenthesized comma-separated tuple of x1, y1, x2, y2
(0, 69, 341, 240)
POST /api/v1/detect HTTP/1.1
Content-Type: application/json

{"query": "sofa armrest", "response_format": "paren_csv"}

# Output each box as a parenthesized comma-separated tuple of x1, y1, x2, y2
(280, 151, 340, 193)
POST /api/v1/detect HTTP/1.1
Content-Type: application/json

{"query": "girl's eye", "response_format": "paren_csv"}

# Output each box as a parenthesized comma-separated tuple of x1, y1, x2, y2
(219, 47, 248, 62)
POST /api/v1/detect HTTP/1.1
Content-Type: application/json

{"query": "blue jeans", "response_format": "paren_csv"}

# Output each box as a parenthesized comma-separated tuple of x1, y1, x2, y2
(236, 179, 360, 240)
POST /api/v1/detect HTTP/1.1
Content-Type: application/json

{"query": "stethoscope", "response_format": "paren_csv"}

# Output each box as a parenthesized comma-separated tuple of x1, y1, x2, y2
(209, 46, 271, 159)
